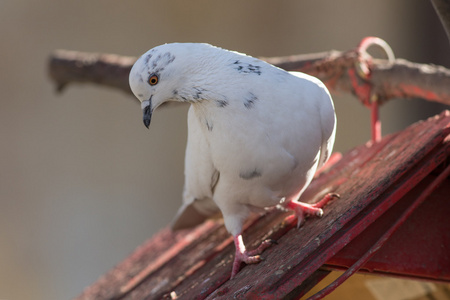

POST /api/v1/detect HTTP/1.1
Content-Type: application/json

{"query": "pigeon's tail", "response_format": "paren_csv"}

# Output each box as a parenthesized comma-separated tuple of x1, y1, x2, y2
(171, 198, 222, 231)
(171, 202, 209, 230)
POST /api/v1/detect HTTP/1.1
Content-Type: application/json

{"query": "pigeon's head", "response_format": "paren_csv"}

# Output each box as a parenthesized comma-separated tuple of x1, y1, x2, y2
(129, 43, 226, 128)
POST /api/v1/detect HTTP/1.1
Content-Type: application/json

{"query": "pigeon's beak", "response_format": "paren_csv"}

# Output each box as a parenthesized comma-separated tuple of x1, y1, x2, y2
(141, 98, 152, 129)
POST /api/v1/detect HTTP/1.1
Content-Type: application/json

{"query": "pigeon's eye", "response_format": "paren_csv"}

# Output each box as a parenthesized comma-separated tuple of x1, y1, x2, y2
(148, 74, 159, 86)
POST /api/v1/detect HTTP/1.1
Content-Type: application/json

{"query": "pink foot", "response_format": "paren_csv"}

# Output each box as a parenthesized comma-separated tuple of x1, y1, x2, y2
(231, 235, 276, 279)
(286, 193, 340, 228)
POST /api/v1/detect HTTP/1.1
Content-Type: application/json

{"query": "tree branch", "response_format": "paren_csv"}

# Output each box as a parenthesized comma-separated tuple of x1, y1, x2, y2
(48, 45, 450, 107)
(48, 50, 136, 95)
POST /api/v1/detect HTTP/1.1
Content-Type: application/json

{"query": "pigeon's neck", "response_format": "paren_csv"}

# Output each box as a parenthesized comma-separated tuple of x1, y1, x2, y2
(175, 84, 230, 107)
(173, 71, 235, 105)
(172, 49, 264, 106)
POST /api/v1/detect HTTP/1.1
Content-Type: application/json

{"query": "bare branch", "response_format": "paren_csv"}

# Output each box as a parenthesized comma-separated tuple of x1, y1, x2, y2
(48, 50, 135, 95)
(48, 46, 450, 107)
(371, 59, 450, 105)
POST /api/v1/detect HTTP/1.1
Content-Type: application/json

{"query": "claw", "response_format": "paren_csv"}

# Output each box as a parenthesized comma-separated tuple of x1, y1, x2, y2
(231, 235, 276, 278)
(316, 208, 324, 217)
(296, 213, 305, 228)
(287, 192, 339, 228)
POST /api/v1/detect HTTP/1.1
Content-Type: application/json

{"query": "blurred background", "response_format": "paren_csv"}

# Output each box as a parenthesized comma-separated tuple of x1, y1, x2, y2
(1, 1, 449, 299)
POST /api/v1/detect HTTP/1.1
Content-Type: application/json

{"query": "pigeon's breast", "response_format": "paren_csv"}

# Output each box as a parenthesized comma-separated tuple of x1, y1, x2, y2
(191, 75, 325, 206)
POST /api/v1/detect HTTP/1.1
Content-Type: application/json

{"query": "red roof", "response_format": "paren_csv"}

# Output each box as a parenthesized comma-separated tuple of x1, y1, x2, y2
(76, 111, 450, 300)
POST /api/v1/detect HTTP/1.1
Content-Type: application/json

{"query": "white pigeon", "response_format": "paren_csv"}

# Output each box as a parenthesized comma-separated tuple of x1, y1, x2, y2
(129, 43, 338, 278)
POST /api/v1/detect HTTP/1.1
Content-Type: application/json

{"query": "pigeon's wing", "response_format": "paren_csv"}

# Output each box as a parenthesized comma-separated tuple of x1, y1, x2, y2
(289, 71, 336, 170)
(171, 106, 220, 230)
(317, 83, 337, 169)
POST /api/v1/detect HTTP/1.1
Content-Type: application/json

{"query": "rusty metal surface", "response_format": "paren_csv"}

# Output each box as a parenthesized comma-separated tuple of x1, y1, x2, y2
(75, 111, 450, 300)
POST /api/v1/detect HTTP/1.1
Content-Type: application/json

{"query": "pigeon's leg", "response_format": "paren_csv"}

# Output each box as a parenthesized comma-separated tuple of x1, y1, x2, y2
(231, 234, 275, 279)
(286, 193, 340, 228)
